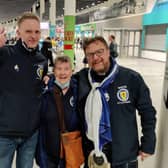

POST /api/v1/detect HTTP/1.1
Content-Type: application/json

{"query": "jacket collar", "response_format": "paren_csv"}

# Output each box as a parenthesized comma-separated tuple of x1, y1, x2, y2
(14, 39, 39, 55)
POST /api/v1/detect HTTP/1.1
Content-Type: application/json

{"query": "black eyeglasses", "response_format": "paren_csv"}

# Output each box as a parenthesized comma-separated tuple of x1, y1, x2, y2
(86, 49, 104, 59)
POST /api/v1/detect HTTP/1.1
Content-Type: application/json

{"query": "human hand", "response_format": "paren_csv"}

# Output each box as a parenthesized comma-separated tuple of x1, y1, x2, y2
(43, 75, 50, 85)
(0, 27, 6, 47)
(139, 151, 151, 161)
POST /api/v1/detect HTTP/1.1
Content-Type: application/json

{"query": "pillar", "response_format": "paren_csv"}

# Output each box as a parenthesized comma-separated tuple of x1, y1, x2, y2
(49, 0, 56, 38)
(64, 0, 76, 68)
(32, 3, 36, 14)
(40, 0, 45, 20)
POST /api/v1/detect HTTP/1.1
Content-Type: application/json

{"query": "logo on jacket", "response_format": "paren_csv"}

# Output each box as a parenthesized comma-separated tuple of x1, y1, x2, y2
(36, 65, 44, 80)
(104, 92, 110, 102)
(117, 86, 130, 104)
(70, 96, 74, 107)
(14, 64, 19, 72)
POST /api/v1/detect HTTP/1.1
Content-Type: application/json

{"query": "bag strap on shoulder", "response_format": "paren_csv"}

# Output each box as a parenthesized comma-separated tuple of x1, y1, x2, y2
(53, 85, 66, 133)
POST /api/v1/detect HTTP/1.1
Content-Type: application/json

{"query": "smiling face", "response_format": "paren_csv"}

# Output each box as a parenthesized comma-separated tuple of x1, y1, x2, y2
(85, 40, 111, 74)
(54, 58, 72, 84)
(17, 19, 41, 48)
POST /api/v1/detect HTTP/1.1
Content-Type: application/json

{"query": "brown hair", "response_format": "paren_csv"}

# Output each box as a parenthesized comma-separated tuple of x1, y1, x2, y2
(54, 55, 72, 68)
(17, 12, 40, 27)
(83, 36, 109, 53)
(110, 35, 115, 40)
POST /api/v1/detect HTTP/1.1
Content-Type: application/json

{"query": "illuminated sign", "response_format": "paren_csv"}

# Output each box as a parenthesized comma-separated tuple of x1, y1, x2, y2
(157, 0, 168, 4)
(40, 22, 49, 29)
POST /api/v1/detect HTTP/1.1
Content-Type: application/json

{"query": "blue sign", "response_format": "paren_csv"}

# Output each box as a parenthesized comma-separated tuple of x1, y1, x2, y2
(157, 0, 168, 4)
(75, 25, 81, 33)
(49, 24, 56, 38)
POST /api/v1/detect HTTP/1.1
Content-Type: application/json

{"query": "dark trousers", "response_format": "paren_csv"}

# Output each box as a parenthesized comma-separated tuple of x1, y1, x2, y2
(47, 158, 65, 168)
(112, 160, 138, 168)
(84, 160, 138, 168)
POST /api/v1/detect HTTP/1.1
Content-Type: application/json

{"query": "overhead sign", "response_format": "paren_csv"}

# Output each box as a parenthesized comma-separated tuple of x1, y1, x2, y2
(40, 22, 49, 29)
(157, 0, 168, 3)
(80, 23, 96, 31)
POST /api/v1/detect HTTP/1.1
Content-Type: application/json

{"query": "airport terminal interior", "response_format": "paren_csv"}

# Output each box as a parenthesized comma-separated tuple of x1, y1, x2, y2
(1, 0, 168, 168)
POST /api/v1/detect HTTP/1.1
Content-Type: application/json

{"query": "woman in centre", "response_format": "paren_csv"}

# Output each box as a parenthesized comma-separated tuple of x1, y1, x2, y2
(36, 55, 84, 168)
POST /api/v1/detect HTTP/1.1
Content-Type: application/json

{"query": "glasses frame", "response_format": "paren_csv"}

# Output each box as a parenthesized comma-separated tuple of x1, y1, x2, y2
(86, 48, 105, 59)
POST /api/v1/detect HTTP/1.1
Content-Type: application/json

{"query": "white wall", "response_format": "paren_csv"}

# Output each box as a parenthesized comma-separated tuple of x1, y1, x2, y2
(141, 50, 166, 62)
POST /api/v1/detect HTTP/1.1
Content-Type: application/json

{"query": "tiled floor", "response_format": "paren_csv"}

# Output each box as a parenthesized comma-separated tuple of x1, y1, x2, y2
(117, 57, 165, 168)
(13, 50, 165, 168)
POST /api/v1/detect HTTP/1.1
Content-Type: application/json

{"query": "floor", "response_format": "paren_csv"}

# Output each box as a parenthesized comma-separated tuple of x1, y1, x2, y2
(13, 49, 165, 168)
(117, 57, 165, 168)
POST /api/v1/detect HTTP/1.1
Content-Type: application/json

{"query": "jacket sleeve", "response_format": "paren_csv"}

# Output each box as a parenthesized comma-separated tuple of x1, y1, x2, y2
(35, 96, 48, 168)
(35, 126, 48, 168)
(135, 73, 156, 154)
(0, 46, 7, 64)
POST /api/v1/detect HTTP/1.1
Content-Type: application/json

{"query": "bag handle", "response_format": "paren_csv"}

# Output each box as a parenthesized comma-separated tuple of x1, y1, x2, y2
(53, 85, 66, 133)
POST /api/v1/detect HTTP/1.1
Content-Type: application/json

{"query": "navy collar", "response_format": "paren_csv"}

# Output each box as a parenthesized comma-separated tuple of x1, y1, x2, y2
(14, 39, 39, 55)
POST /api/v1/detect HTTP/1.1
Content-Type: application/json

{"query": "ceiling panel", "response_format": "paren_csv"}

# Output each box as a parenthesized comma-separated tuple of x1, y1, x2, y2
(0, 0, 36, 22)
(0, 0, 108, 23)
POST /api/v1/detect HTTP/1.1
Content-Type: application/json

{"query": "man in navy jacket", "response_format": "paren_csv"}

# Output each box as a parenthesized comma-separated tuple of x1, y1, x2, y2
(0, 13, 47, 168)
(76, 36, 156, 168)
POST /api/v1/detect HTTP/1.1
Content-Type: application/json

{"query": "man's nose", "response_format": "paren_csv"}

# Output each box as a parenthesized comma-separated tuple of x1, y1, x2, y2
(92, 53, 99, 59)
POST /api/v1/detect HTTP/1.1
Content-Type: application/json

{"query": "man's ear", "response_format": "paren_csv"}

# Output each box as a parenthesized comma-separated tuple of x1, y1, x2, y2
(16, 29, 20, 38)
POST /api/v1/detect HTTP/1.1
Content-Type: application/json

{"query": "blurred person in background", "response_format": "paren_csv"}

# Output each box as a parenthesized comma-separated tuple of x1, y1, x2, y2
(41, 36, 54, 67)
(109, 35, 118, 59)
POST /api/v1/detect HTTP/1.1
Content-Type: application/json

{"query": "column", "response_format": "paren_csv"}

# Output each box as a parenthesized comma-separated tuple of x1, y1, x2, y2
(40, 0, 45, 20)
(64, 0, 76, 68)
(49, 0, 56, 38)
(32, 3, 36, 14)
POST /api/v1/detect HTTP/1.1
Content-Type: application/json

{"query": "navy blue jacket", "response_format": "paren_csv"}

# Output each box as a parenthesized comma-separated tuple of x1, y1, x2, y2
(0, 39, 48, 138)
(75, 65, 156, 166)
(36, 77, 81, 167)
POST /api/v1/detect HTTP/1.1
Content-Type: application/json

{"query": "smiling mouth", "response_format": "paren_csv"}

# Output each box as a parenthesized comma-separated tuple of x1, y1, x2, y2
(60, 77, 67, 80)
(93, 61, 102, 65)
(29, 41, 36, 43)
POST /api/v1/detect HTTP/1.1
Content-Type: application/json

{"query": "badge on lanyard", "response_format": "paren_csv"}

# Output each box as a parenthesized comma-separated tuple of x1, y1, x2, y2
(88, 150, 111, 168)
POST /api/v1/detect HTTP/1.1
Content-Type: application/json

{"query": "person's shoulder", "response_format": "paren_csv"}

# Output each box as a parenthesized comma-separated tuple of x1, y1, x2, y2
(73, 68, 89, 81)
(0, 44, 12, 50)
(76, 68, 89, 75)
(36, 51, 47, 61)
(118, 66, 146, 87)
(0, 44, 15, 56)
(119, 65, 142, 78)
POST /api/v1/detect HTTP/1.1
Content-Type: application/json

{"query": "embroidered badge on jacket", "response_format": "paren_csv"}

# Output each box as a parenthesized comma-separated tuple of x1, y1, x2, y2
(70, 96, 74, 107)
(104, 92, 110, 102)
(36, 65, 44, 80)
(117, 86, 130, 104)
(14, 64, 19, 72)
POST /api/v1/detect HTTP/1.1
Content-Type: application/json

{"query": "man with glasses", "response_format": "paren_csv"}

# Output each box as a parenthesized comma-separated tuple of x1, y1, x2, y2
(76, 36, 156, 168)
